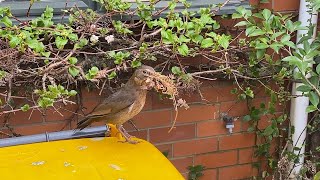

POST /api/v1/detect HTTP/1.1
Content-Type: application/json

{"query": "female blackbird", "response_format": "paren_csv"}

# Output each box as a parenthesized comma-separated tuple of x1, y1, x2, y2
(76, 65, 156, 144)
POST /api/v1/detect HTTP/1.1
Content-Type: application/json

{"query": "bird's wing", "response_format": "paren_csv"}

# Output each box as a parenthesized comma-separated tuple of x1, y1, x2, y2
(87, 89, 136, 118)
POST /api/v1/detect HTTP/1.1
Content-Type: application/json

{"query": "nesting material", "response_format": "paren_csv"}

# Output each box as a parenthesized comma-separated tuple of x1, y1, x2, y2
(150, 72, 178, 98)
(148, 72, 188, 132)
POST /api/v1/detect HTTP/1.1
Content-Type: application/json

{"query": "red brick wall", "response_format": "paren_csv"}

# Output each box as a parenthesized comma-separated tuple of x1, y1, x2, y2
(250, 0, 300, 12)
(0, 80, 279, 180)
(0, 1, 300, 179)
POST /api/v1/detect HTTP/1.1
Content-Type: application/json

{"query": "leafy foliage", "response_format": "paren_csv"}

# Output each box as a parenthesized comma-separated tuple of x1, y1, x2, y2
(187, 165, 205, 180)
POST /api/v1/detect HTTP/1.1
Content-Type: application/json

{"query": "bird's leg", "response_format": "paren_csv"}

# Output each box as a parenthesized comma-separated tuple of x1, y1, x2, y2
(119, 125, 136, 139)
(128, 120, 139, 132)
(116, 125, 139, 144)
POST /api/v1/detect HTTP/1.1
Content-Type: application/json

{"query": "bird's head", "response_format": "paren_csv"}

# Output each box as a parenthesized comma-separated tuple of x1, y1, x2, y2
(133, 65, 156, 90)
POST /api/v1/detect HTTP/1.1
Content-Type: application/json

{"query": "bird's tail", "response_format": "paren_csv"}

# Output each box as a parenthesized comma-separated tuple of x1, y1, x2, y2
(75, 117, 93, 131)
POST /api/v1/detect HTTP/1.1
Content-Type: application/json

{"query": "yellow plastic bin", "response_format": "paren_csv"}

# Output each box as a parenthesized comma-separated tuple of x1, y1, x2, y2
(0, 133, 183, 179)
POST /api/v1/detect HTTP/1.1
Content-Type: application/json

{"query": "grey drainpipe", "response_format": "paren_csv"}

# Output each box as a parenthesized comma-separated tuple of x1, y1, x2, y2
(0, 125, 108, 148)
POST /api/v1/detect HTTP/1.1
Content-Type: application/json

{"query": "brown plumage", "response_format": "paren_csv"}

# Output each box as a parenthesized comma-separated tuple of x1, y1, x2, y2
(76, 65, 156, 144)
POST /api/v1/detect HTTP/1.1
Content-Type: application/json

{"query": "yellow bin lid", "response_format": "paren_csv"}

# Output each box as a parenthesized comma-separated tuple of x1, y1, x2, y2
(0, 137, 183, 180)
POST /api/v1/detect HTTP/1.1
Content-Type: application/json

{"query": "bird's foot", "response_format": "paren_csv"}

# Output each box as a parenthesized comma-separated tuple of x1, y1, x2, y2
(119, 138, 140, 144)
(117, 125, 140, 144)
(119, 125, 136, 139)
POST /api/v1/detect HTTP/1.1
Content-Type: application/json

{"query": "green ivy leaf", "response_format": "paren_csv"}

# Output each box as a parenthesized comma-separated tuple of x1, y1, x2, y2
(108, 71, 117, 80)
(192, 34, 204, 44)
(255, 43, 269, 50)
(161, 29, 175, 44)
(234, 21, 247, 27)
(38, 97, 54, 108)
(263, 125, 274, 136)
(245, 87, 254, 98)
(68, 90, 77, 96)
(178, 35, 190, 43)
(283, 41, 296, 48)
(68, 57, 78, 65)
(285, 20, 294, 33)
(68, 66, 80, 77)
(248, 29, 265, 37)
(0, 70, 6, 79)
(26, 39, 45, 52)
(256, 49, 266, 59)
(171, 66, 182, 75)
(1, 16, 12, 27)
(55, 36, 68, 50)
(201, 38, 214, 48)
(309, 91, 319, 107)
(230, 88, 238, 94)
(296, 85, 312, 92)
(316, 64, 320, 74)
(306, 105, 317, 113)
(243, 115, 251, 122)
(43, 6, 54, 19)
(178, 43, 189, 56)
(270, 43, 283, 53)
(21, 104, 30, 112)
(41, 51, 51, 58)
(218, 35, 229, 50)
(89, 66, 99, 76)
(271, 31, 285, 40)
(9, 36, 21, 48)
(68, 33, 78, 41)
(79, 38, 88, 47)
(262, 9, 271, 21)
(131, 60, 141, 68)
(314, 171, 320, 180)
(281, 34, 291, 43)
(232, 13, 242, 19)
(282, 56, 306, 72)
(85, 74, 92, 80)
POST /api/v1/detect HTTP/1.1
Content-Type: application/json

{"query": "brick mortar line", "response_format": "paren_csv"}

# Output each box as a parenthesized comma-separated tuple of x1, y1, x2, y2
(154, 135, 220, 146)
(152, 132, 257, 146)
(207, 162, 260, 170)
(172, 146, 258, 159)
(171, 149, 239, 160)
(135, 122, 196, 131)
(132, 116, 233, 131)
(169, 155, 194, 161)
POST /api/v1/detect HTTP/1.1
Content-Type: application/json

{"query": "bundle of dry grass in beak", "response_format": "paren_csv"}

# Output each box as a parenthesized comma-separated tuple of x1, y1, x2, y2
(151, 73, 178, 98)
(148, 72, 188, 132)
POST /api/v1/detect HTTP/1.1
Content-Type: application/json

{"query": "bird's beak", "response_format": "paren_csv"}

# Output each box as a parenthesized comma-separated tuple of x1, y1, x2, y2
(142, 78, 155, 90)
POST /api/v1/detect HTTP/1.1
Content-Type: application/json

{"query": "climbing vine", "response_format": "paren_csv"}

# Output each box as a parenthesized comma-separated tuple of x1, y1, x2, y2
(0, 0, 320, 178)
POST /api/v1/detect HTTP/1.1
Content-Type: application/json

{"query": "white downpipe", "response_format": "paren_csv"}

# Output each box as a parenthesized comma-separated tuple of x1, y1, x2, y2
(289, 0, 318, 176)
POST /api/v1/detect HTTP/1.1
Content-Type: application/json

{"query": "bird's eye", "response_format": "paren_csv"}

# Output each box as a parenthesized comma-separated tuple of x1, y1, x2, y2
(142, 70, 147, 74)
